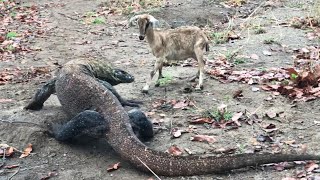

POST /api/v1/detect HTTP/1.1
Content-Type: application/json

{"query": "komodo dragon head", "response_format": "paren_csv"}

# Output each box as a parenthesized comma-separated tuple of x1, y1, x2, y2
(105, 68, 135, 86)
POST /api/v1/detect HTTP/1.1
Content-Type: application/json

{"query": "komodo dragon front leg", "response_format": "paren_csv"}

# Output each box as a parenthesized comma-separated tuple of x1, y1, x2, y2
(96, 79, 142, 108)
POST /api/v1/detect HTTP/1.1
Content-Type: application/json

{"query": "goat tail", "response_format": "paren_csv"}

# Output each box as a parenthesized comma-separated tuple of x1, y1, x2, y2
(205, 42, 209, 52)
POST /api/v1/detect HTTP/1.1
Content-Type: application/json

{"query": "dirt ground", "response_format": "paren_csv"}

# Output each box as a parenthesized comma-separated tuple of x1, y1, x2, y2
(1, 0, 320, 179)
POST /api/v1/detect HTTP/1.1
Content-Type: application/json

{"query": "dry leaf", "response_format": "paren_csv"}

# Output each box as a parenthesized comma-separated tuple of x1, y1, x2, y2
(189, 118, 214, 124)
(266, 111, 277, 119)
(171, 128, 185, 138)
(19, 143, 32, 158)
(305, 161, 319, 172)
(190, 135, 216, 143)
(250, 54, 259, 60)
(231, 112, 243, 126)
(167, 145, 183, 156)
(3, 164, 19, 169)
(40, 172, 58, 180)
(107, 162, 121, 172)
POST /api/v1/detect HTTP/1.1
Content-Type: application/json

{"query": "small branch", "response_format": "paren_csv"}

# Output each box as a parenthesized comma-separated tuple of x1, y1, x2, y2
(136, 156, 161, 180)
(294, 123, 319, 130)
(57, 12, 79, 21)
(8, 167, 20, 180)
(0, 120, 42, 127)
(247, 104, 263, 117)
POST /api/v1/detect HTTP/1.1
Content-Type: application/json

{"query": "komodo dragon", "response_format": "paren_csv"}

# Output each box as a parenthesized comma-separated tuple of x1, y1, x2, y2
(35, 58, 320, 176)
(25, 59, 142, 110)
(25, 59, 154, 141)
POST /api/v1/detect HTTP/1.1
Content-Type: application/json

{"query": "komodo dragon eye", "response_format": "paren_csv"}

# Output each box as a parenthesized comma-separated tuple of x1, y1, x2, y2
(113, 69, 134, 83)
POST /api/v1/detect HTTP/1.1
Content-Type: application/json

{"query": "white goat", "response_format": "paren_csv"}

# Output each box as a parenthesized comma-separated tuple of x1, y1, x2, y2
(130, 14, 210, 93)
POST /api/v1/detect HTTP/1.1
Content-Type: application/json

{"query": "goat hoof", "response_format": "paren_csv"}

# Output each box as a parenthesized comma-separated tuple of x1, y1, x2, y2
(142, 88, 149, 94)
(195, 85, 203, 91)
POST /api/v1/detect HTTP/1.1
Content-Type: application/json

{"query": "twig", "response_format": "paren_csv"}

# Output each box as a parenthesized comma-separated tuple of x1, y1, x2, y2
(247, 104, 263, 117)
(8, 167, 20, 180)
(239, 1, 266, 34)
(0, 120, 42, 127)
(136, 156, 161, 180)
(57, 12, 79, 21)
(294, 123, 319, 130)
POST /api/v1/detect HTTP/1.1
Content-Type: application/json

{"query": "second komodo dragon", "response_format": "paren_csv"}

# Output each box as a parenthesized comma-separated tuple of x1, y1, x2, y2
(28, 58, 320, 176)
(25, 59, 154, 141)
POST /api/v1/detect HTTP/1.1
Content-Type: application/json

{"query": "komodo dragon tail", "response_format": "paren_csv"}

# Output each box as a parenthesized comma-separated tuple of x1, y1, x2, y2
(55, 71, 320, 177)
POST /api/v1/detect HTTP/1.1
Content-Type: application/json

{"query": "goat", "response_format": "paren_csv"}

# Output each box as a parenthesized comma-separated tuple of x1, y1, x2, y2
(129, 14, 210, 93)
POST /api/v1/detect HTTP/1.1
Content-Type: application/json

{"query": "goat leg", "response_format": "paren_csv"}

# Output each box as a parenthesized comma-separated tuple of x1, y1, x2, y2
(195, 46, 205, 91)
(142, 58, 163, 93)
(155, 60, 164, 87)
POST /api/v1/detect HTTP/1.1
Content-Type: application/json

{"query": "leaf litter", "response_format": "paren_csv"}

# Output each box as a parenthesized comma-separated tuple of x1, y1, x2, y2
(0, 0, 47, 61)
(205, 46, 320, 101)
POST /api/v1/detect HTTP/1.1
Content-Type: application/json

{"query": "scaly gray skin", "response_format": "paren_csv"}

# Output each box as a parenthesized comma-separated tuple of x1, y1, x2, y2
(54, 61, 320, 176)
(25, 59, 142, 110)
(25, 59, 154, 141)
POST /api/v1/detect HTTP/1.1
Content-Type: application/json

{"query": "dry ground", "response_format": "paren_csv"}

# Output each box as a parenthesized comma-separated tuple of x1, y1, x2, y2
(1, 0, 320, 179)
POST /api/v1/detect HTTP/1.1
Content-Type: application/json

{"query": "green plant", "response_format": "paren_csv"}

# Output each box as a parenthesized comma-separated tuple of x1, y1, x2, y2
(210, 31, 229, 44)
(5, 44, 15, 51)
(85, 11, 97, 17)
(263, 38, 278, 45)
(93, 17, 105, 24)
(234, 58, 247, 65)
(253, 26, 266, 34)
(123, 6, 134, 15)
(202, 107, 233, 122)
(156, 74, 173, 86)
(291, 73, 298, 79)
(139, 0, 146, 6)
(6, 32, 17, 39)
(237, 144, 247, 153)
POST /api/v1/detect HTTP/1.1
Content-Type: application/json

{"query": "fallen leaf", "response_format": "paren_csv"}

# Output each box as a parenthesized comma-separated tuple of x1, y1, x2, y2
(256, 134, 274, 142)
(40, 172, 58, 180)
(250, 54, 259, 60)
(305, 161, 319, 172)
(171, 128, 187, 138)
(296, 170, 307, 178)
(189, 118, 214, 124)
(107, 162, 121, 172)
(0, 144, 14, 157)
(233, 89, 243, 98)
(3, 164, 19, 169)
(266, 111, 277, 119)
(213, 147, 236, 154)
(167, 145, 183, 156)
(173, 100, 191, 109)
(190, 135, 216, 143)
(263, 50, 272, 56)
(0, 99, 14, 103)
(19, 143, 32, 158)
(251, 87, 260, 92)
(231, 112, 243, 126)
(283, 140, 295, 145)
(184, 148, 193, 154)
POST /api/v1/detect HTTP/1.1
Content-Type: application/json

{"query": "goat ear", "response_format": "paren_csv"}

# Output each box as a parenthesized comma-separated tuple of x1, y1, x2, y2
(128, 15, 142, 27)
(149, 18, 160, 28)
